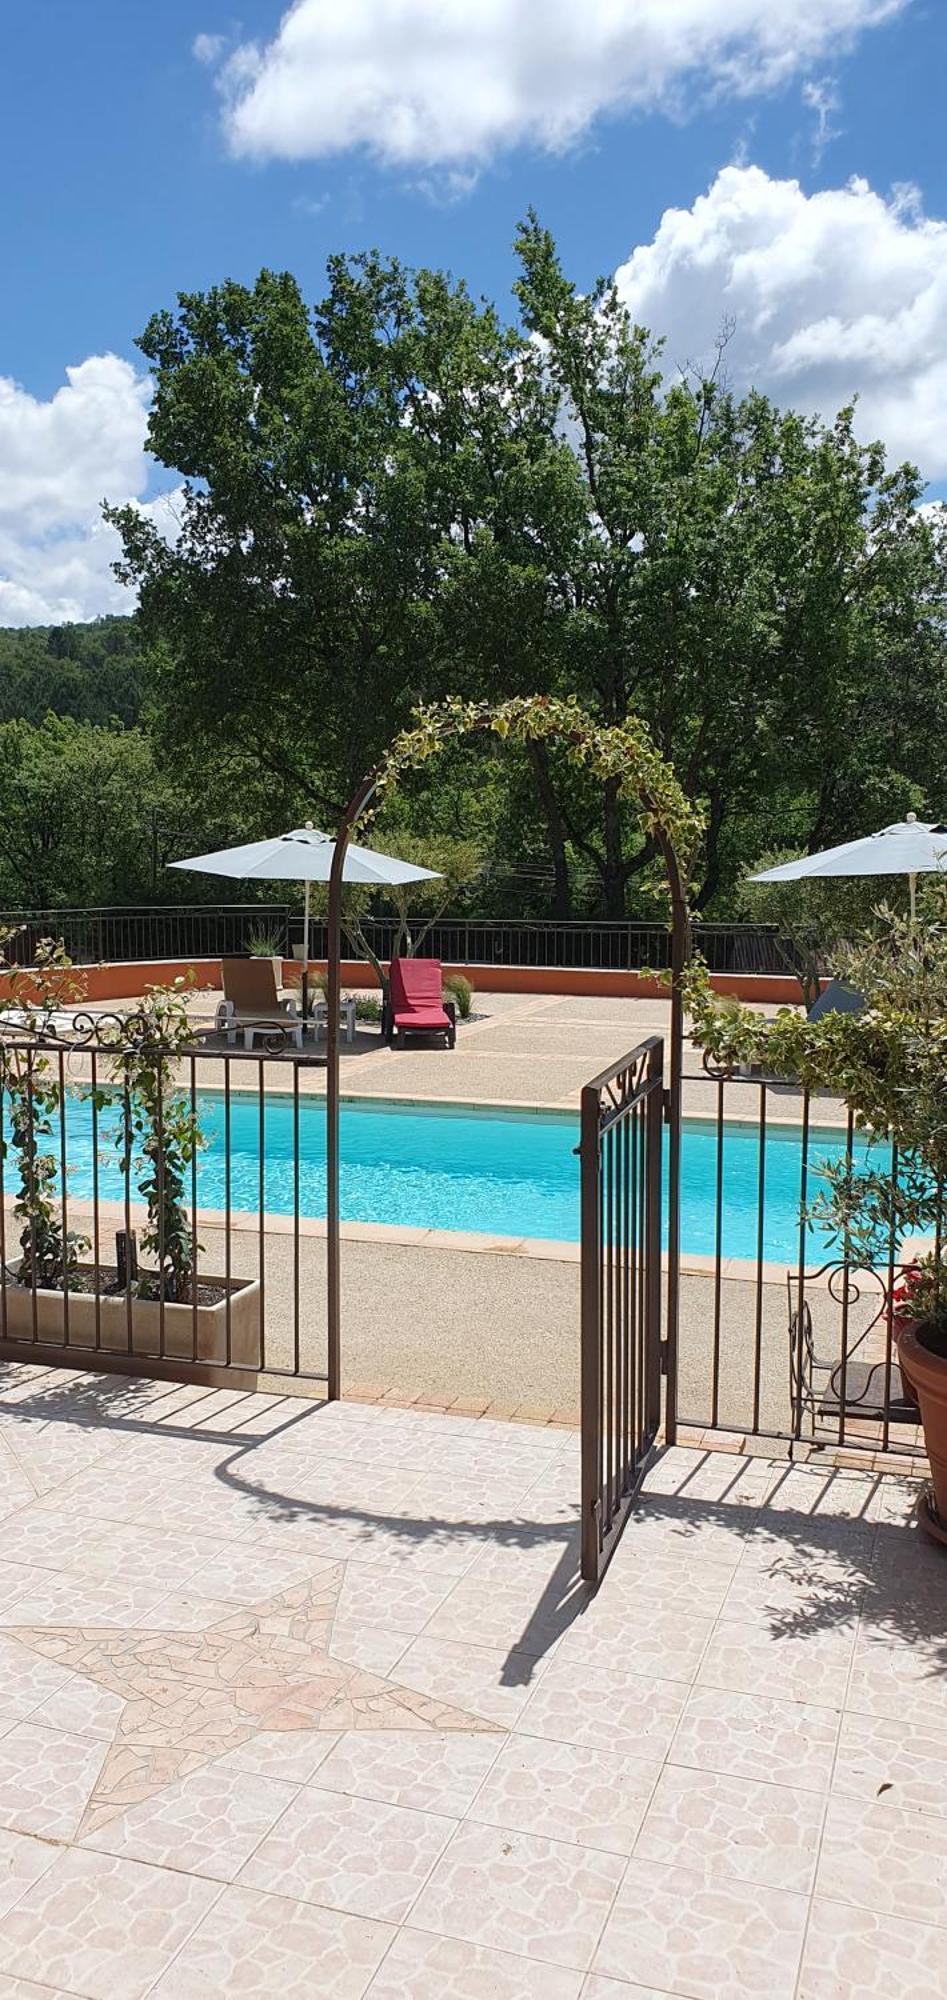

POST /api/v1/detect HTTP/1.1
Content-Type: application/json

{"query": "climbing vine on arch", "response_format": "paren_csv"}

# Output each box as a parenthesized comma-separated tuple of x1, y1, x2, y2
(352, 692, 704, 925)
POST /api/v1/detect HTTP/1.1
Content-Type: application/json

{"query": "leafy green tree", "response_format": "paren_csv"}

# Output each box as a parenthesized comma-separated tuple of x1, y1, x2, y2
(108, 231, 947, 921)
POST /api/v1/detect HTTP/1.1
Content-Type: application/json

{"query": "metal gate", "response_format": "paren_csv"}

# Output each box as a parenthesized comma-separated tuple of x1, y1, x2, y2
(579, 1036, 665, 1583)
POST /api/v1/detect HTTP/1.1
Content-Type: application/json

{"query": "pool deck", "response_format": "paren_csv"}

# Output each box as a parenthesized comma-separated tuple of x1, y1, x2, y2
(0, 1367, 934, 2000)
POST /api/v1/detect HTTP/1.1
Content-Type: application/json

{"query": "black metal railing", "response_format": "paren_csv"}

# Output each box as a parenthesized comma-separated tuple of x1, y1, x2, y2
(0, 1016, 328, 1389)
(677, 1058, 924, 1463)
(0, 907, 804, 979)
(0, 906, 293, 967)
(579, 1037, 664, 1583)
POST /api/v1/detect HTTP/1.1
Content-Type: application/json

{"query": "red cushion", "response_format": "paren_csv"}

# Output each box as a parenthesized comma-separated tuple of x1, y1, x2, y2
(393, 1007, 450, 1030)
(389, 957, 444, 1011)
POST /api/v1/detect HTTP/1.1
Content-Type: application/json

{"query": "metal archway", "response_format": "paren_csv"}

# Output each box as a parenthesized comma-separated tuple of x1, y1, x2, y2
(323, 703, 693, 1441)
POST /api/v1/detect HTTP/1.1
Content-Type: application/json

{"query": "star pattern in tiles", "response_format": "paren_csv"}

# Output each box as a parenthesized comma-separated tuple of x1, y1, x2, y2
(8, 1563, 498, 1837)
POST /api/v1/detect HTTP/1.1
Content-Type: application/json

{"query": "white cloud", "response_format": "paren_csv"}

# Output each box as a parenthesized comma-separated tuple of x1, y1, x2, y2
(613, 165, 947, 477)
(0, 355, 176, 627)
(214, 0, 907, 169)
(802, 76, 842, 166)
(193, 31, 227, 66)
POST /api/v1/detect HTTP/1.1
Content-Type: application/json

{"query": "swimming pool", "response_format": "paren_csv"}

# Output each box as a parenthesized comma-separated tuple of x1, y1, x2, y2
(55, 1090, 886, 1264)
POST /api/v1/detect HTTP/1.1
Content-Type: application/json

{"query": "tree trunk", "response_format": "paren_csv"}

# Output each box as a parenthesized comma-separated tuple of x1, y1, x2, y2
(601, 777, 626, 919)
(526, 741, 572, 918)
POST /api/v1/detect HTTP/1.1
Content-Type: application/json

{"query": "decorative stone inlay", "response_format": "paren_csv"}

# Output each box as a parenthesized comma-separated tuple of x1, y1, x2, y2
(6, 1566, 498, 1837)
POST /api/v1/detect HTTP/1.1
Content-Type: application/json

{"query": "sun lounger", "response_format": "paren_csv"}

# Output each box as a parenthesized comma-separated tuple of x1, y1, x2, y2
(385, 957, 456, 1048)
(215, 959, 303, 1051)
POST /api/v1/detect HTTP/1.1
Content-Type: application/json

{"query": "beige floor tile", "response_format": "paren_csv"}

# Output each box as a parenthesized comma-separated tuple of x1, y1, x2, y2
(334, 1561, 456, 1634)
(697, 1616, 855, 1707)
(82, 1763, 298, 1880)
(420, 1575, 580, 1656)
(593, 1858, 808, 2000)
(847, 1634, 947, 1726)
(393, 1636, 540, 1726)
(368, 1929, 584, 1997)
(669, 1687, 839, 1792)
(0, 1978, 80, 1999)
(833, 1708, 947, 1817)
(555, 1606, 715, 1683)
(0, 1635, 73, 1726)
(0, 1848, 219, 2000)
(239, 1784, 457, 1921)
(582, 1983, 679, 2000)
(411, 1819, 625, 1971)
(315, 1727, 502, 1816)
(218, 1727, 342, 1787)
(797, 1897, 947, 2000)
(149, 1884, 393, 1998)
(516, 1657, 686, 1757)
(634, 1766, 824, 1894)
(469, 1734, 660, 1854)
(0, 1829, 59, 1918)
(29, 1672, 125, 1742)
(0, 1720, 107, 1840)
(328, 1622, 412, 1676)
(818, 1793, 947, 1927)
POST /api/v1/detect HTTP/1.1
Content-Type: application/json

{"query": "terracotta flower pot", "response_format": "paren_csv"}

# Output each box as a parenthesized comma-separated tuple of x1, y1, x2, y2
(895, 1318, 947, 1525)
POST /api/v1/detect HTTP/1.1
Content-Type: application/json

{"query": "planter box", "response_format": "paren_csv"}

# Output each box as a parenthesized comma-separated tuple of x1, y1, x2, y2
(1, 1271, 262, 1369)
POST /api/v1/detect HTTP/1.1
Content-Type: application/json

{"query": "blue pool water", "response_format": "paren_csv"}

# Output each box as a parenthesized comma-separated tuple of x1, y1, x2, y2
(53, 1091, 888, 1263)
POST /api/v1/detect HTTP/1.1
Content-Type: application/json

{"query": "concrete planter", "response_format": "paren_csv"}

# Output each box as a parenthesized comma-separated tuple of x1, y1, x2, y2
(1, 1271, 262, 1369)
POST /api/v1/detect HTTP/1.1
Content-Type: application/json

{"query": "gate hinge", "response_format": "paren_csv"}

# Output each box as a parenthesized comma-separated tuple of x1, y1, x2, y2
(659, 1339, 669, 1375)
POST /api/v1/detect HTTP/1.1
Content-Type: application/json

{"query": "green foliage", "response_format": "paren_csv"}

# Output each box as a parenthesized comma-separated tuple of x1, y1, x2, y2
(685, 913, 947, 1275)
(738, 852, 891, 1010)
(247, 926, 284, 958)
(442, 972, 473, 1019)
(104, 983, 204, 1303)
(0, 618, 146, 727)
(0, 933, 89, 1290)
(107, 234, 947, 921)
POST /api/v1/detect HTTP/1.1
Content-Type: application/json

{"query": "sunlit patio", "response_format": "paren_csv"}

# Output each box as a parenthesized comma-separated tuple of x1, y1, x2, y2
(0, 1366, 936, 1998)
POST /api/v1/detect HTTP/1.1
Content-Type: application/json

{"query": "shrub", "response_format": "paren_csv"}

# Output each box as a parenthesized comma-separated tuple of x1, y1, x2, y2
(247, 925, 284, 958)
(442, 972, 473, 1019)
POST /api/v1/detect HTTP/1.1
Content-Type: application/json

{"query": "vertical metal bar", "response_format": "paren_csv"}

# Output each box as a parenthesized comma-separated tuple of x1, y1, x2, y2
(0, 1048, 7, 1340)
(792, 1089, 811, 1445)
(224, 1061, 232, 1367)
(58, 1048, 70, 1350)
(621, 1093, 632, 1487)
(580, 1081, 603, 1584)
(752, 1081, 767, 1435)
(646, 1048, 663, 1441)
(293, 1056, 301, 1375)
(26, 1052, 38, 1344)
(836, 1106, 855, 1448)
(156, 1050, 166, 1361)
(881, 1141, 899, 1455)
(123, 1064, 133, 1355)
(190, 1054, 199, 1364)
(258, 1057, 266, 1370)
(711, 1075, 725, 1429)
(91, 1052, 101, 1352)
(663, 894, 687, 1445)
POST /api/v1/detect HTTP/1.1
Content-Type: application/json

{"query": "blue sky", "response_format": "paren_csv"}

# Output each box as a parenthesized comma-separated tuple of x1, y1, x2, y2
(1, 0, 945, 623)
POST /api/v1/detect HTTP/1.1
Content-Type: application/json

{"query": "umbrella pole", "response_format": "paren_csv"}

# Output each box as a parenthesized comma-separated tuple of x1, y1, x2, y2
(302, 879, 310, 1020)
(910, 872, 917, 925)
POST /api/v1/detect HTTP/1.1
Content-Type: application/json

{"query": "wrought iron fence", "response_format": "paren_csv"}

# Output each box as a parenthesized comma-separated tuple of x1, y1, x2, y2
(676, 1058, 924, 1463)
(0, 1015, 329, 1390)
(579, 1037, 664, 1583)
(0, 907, 803, 979)
(0, 907, 293, 967)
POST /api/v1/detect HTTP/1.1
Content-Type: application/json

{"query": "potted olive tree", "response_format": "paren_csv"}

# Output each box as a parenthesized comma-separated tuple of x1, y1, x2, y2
(685, 909, 947, 1531)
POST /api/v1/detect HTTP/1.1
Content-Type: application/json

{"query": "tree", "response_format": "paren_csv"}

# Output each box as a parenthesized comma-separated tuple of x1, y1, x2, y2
(108, 232, 947, 920)
(310, 831, 483, 996)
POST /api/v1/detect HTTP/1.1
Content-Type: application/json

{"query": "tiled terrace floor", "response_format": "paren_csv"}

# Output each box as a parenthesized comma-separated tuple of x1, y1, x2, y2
(0, 1368, 940, 1998)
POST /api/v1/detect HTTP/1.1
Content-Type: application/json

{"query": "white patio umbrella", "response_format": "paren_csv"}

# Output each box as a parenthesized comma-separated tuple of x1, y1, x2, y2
(170, 823, 440, 1014)
(750, 813, 947, 922)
